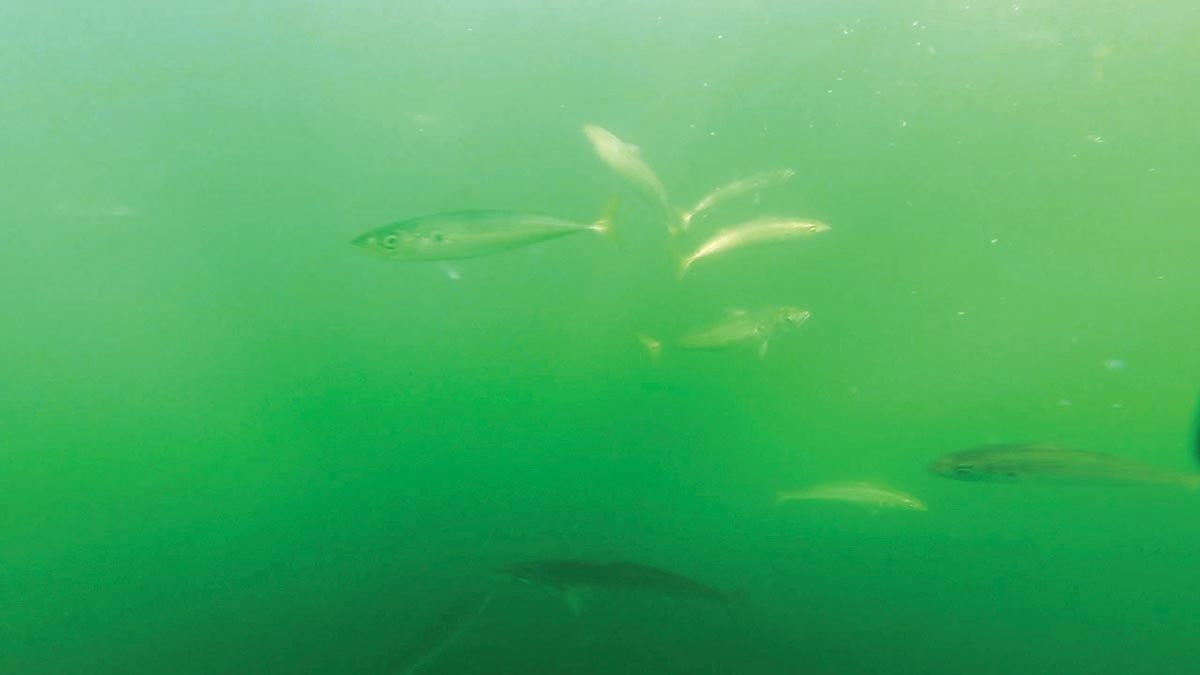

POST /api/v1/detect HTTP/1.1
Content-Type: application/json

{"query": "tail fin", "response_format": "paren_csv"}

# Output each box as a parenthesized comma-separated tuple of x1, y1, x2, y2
(590, 195, 620, 243)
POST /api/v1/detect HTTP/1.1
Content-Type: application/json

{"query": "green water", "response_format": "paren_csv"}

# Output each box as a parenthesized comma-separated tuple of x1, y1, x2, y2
(3, 2, 1200, 673)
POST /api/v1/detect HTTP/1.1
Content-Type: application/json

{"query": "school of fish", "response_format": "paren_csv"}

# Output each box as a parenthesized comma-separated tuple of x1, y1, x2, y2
(348, 124, 1200, 671)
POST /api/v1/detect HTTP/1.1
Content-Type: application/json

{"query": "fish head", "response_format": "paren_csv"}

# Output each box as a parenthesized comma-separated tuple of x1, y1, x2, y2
(806, 221, 831, 234)
(774, 307, 811, 331)
(350, 224, 437, 258)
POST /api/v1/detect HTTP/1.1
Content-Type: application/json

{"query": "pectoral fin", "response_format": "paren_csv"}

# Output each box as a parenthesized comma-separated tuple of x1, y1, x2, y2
(758, 340, 770, 358)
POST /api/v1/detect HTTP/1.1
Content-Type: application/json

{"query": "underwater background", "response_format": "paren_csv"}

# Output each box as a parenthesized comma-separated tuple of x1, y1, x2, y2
(3, 1, 1200, 673)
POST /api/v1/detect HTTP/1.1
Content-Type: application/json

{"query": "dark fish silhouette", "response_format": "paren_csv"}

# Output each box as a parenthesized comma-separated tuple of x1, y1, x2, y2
(929, 443, 1200, 488)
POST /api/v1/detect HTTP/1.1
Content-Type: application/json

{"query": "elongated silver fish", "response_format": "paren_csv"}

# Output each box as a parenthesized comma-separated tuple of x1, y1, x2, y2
(582, 125, 672, 216)
(678, 217, 829, 277)
(680, 169, 795, 232)
(351, 200, 615, 261)
(679, 306, 809, 358)
(777, 482, 928, 511)
(498, 559, 727, 605)
(396, 590, 494, 675)
(929, 443, 1200, 488)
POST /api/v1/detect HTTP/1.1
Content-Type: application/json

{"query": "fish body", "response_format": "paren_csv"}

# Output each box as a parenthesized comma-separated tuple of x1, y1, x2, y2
(397, 591, 494, 675)
(681, 169, 795, 231)
(679, 217, 829, 277)
(351, 205, 613, 261)
(582, 125, 671, 213)
(929, 443, 1200, 488)
(498, 559, 727, 604)
(777, 482, 927, 511)
(679, 306, 809, 357)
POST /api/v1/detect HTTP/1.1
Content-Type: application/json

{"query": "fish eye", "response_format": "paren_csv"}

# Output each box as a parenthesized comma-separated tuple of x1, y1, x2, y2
(383, 235, 398, 248)
(433, 233, 445, 243)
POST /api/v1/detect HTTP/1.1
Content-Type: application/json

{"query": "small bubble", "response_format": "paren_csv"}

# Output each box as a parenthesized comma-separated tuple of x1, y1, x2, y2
(989, 238, 999, 244)
(1059, 399, 1072, 406)
(1103, 358, 1125, 371)
(956, 311, 967, 316)
(717, 34, 724, 39)
(1111, 402, 1124, 409)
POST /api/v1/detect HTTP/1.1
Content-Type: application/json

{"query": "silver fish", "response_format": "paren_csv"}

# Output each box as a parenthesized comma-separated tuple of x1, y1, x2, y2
(680, 169, 796, 232)
(351, 201, 615, 261)
(929, 443, 1200, 488)
(678, 217, 829, 277)
(679, 306, 810, 358)
(777, 482, 928, 511)
(582, 125, 672, 217)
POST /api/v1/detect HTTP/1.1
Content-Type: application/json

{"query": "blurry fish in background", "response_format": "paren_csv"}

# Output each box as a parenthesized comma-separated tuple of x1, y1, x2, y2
(351, 198, 617, 262)
(394, 590, 495, 675)
(679, 168, 796, 232)
(582, 124, 674, 228)
(679, 306, 810, 358)
(497, 559, 728, 615)
(929, 443, 1200, 489)
(678, 217, 829, 278)
(777, 482, 928, 512)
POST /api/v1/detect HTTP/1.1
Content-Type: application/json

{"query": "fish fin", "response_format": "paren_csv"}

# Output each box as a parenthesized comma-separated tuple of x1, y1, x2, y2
(724, 308, 748, 316)
(442, 264, 461, 280)
(589, 195, 621, 244)
(563, 587, 587, 616)
(637, 333, 663, 362)
(757, 340, 770, 358)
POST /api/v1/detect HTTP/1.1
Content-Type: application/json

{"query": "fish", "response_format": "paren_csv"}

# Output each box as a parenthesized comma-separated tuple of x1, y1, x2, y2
(582, 125, 673, 220)
(928, 443, 1200, 488)
(679, 169, 795, 232)
(395, 590, 494, 675)
(351, 199, 617, 261)
(678, 217, 829, 278)
(777, 482, 928, 511)
(679, 306, 810, 358)
(497, 559, 727, 611)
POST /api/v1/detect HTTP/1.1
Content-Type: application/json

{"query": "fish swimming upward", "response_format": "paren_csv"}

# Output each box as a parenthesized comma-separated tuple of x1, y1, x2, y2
(678, 306, 810, 358)
(497, 559, 728, 611)
(777, 482, 928, 511)
(679, 168, 796, 232)
(929, 443, 1200, 488)
(678, 217, 829, 278)
(351, 199, 616, 261)
(582, 124, 674, 225)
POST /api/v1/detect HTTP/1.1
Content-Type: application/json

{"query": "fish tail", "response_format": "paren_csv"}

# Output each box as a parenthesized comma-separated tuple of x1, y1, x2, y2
(589, 195, 621, 243)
